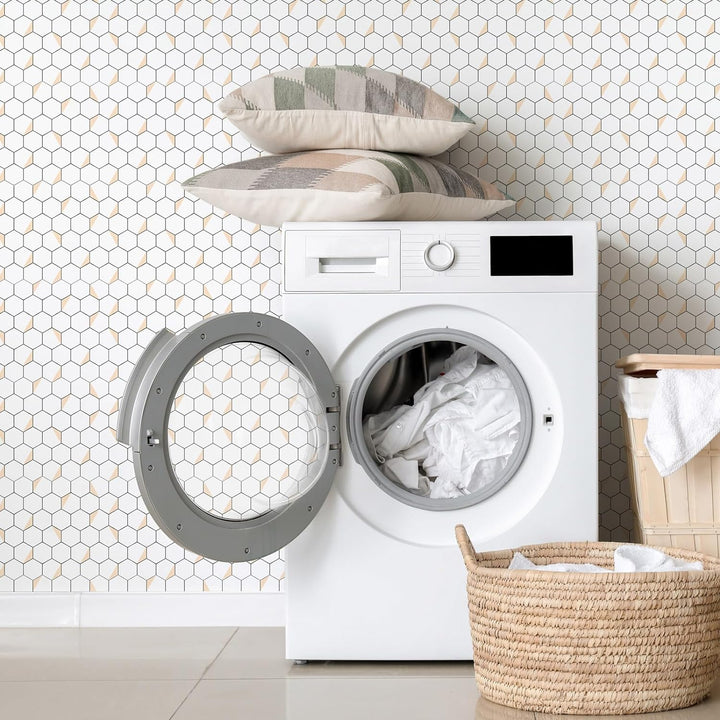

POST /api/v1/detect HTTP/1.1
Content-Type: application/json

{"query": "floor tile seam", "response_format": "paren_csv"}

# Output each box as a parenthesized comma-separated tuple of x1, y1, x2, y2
(0, 675, 211, 682)
(0, 679, 198, 685)
(200, 626, 239, 679)
(169, 628, 240, 719)
(168, 677, 204, 720)
(200, 674, 476, 681)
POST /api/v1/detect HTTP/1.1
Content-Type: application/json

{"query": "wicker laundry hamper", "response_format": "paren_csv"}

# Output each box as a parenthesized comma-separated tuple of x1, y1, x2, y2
(617, 354, 720, 556)
(456, 525, 720, 715)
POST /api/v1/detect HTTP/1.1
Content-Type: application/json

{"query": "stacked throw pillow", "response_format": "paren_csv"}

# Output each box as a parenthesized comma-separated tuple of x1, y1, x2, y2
(183, 66, 514, 227)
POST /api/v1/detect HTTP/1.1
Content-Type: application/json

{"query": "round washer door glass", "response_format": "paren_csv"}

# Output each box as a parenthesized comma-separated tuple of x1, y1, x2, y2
(117, 313, 340, 562)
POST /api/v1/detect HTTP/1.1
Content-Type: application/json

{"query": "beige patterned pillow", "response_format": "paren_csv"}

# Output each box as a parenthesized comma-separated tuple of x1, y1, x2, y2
(182, 149, 513, 228)
(218, 66, 475, 155)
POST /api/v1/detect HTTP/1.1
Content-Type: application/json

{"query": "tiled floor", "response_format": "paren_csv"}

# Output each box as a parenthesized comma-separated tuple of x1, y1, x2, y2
(0, 627, 717, 719)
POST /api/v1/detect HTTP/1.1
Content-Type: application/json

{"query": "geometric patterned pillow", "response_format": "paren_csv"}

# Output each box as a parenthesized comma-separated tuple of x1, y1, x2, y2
(182, 149, 513, 228)
(218, 66, 475, 155)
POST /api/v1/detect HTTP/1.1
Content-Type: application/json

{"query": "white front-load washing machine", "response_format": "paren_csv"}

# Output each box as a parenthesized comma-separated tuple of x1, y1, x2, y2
(118, 221, 598, 661)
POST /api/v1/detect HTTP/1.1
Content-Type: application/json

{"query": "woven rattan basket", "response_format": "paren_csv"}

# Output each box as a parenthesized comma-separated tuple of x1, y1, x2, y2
(456, 525, 720, 715)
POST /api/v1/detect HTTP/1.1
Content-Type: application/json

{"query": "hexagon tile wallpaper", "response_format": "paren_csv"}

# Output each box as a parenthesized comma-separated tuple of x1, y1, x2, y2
(1, 0, 719, 592)
(169, 342, 327, 522)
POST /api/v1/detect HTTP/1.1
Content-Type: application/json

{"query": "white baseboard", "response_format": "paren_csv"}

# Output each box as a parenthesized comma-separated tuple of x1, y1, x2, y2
(0, 592, 286, 628)
(0, 593, 80, 627)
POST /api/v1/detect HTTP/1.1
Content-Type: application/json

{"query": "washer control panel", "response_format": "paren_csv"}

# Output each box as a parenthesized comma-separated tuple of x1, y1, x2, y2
(283, 221, 596, 294)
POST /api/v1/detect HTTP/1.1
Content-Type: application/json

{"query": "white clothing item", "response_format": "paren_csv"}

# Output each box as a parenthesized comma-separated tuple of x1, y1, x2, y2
(644, 369, 720, 476)
(383, 456, 429, 494)
(508, 553, 607, 573)
(509, 545, 703, 573)
(614, 544, 703, 572)
(363, 347, 521, 499)
(617, 374, 658, 419)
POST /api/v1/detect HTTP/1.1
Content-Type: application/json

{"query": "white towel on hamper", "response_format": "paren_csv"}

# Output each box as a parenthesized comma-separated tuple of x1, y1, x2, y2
(644, 368, 720, 476)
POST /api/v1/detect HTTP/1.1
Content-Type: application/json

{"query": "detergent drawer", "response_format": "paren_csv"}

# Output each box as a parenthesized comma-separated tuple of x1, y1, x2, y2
(283, 228, 401, 293)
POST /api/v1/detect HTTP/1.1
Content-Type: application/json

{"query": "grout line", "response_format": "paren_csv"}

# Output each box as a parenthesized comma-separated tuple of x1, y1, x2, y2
(168, 626, 239, 719)
(202, 626, 239, 679)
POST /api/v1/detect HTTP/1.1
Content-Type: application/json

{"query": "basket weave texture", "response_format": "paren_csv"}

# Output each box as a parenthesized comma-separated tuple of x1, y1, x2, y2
(456, 525, 720, 715)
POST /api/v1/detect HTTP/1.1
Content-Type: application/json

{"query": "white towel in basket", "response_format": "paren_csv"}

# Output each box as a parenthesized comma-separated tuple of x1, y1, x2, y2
(510, 545, 703, 573)
(644, 368, 720, 476)
(614, 545, 702, 572)
(508, 553, 607, 573)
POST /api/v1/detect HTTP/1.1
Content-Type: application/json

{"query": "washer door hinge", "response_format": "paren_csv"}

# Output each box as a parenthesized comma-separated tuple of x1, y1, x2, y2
(326, 385, 342, 467)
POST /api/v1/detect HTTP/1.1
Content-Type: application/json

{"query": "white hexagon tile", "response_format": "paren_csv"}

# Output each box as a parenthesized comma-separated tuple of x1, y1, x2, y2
(168, 342, 327, 521)
(0, 0, 719, 591)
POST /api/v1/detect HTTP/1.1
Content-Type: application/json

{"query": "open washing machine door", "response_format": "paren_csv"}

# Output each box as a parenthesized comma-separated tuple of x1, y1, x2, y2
(117, 313, 340, 562)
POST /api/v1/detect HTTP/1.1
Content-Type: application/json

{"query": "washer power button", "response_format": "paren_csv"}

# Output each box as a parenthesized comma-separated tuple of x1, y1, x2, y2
(423, 240, 456, 272)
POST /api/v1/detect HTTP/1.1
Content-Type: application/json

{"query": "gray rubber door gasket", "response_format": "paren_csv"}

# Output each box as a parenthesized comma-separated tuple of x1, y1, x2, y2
(346, 329, 532, 510)
(117, 313, 340, 562)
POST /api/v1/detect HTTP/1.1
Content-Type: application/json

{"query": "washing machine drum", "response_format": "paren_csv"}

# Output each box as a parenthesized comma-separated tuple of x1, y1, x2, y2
(117, 313, 340, 562)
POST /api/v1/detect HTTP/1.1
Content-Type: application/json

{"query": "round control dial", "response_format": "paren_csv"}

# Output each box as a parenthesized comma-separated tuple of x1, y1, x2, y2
(423, 240, 456, 272)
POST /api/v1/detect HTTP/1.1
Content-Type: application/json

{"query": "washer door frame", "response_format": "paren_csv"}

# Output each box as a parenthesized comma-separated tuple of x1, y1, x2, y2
(117, 313, 340, 562)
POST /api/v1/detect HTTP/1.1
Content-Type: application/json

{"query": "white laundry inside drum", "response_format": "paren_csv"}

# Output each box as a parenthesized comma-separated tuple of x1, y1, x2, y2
(362, 345, 522, 500)
(167, 342, 328, 521)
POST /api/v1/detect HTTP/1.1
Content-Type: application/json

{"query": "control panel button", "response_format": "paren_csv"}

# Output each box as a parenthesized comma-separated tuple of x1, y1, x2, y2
(423, 240, 455, 272)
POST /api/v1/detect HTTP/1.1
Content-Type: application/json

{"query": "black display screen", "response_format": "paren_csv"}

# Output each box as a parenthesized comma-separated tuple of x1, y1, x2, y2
(490, 235, 574, 276)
